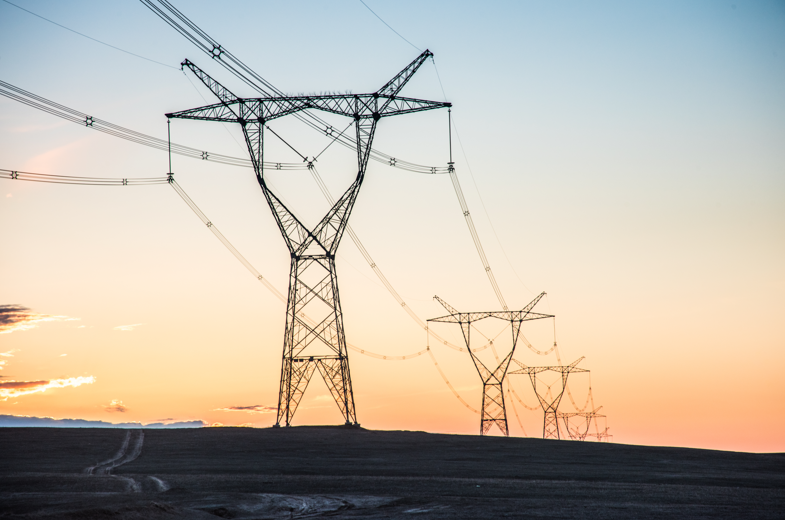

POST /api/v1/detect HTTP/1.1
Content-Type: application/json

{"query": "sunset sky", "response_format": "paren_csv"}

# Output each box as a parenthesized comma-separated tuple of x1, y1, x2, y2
(1, 0, 783, 452)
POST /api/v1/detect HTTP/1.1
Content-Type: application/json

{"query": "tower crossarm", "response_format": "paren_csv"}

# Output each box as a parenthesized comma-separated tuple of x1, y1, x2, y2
(377, 50, 433, 101)
(428, 293, 554, 326)
(181, 58, 239, 105)
(510, 357, 589, 376)
(166, 101, 240, 122)
(256, 94, 449, 120)
(166, 95, 448, 125)
(558, 406, 605, 420)
(428, 302, 554, 325)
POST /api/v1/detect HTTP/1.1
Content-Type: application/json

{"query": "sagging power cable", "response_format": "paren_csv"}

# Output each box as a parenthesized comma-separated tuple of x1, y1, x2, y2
(1, 0, 177, 70)
(0, 168, 169, 186)
(167, 175, 433, 361)
(139, 0, 450, 175)
(309, 166, 489, 355)
(0, 80, 303, 171)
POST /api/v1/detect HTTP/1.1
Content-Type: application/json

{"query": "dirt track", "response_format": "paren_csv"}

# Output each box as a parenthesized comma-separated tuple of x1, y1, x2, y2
(1, 426, 783, 519)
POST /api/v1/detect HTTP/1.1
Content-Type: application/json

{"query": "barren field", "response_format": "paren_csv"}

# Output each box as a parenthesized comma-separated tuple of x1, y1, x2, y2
(1, 426, 783, 519)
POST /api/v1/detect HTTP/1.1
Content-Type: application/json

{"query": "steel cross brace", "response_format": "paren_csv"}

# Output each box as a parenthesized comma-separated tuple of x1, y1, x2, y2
(167, 50, 450, 427)
(509, 357, 589, 439)
(429, 292, 554, 436)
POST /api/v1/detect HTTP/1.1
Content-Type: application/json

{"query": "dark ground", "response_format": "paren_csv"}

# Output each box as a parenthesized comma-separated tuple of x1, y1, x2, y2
(1, 426, 783, 519)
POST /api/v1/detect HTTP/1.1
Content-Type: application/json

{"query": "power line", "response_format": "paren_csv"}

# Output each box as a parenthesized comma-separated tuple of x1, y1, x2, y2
(358, 0, 422, 52)
(0, 168, 168, 186)
(1, 0, 177, 70)
(0, 79, 303, 171)
(139, 0, 451, 175)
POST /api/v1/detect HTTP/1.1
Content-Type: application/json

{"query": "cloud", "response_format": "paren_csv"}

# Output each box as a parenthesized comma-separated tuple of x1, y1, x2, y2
(0, 305, 78, 334)
(103, 399, 128, 413)
(0, 376, 95, 401)
(113, 323, 142, 332)
(213, 404, 278, 414)
(0, 350, 17, 372)
(60, 354, 67, 357)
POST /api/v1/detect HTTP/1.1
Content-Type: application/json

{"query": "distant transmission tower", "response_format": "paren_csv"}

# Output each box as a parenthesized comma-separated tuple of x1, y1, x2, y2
(167, 51, 450, 427)
(510, 357, 588, 439)
(558, 407, 604, 441)
(428, 293, 553, 436)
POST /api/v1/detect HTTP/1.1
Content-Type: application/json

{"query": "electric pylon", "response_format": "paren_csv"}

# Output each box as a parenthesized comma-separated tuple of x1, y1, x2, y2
(510, 357, 589, 439)
(428, 293, 553, 436)
(558, 407, 605, 441)
(166, 50, 450, 427)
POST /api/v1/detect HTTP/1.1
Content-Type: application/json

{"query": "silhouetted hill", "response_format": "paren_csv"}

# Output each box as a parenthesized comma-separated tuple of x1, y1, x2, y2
(1, 427, 782, 519)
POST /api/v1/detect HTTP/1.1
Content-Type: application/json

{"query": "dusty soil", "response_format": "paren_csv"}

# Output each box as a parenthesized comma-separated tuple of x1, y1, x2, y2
(1, 426, 783, 519)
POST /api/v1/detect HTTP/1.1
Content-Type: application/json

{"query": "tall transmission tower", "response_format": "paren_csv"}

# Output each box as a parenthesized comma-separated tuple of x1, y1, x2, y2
(166, 51, 450, 427)
(428, 293, 553, 436)
(510, 357, 589, 439)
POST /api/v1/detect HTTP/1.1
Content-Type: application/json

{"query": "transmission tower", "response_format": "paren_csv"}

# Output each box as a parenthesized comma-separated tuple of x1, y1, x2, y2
(558, 407, 605, 441)
(510, 357, 589, 439)
(428, 293, 553, 436)
(167, 51, 450, 427)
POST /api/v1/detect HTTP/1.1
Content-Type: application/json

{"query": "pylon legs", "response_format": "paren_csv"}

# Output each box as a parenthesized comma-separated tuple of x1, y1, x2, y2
(480, 382, 509, 436)
(275, 255, 357, 427)
(543, 410, 559, 439)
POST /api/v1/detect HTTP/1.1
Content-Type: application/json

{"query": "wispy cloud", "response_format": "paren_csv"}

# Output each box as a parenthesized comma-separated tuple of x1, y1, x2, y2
(113, 323, 142, 332)
(0, 305, 77, 334)
(0, 352, 11, 377)
(0, 376, 95, 401)
(103, 399, 127, 413)
(213, 404, 278, 414)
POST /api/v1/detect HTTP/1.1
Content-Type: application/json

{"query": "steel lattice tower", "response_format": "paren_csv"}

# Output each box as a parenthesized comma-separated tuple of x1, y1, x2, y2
(510, 357, 588, 439)
(428, 293, 553, 435)
(558, 407, 605, 441)
(166, 51, 449, 427)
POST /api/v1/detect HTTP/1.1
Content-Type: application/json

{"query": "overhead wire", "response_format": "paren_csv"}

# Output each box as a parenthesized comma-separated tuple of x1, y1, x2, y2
(0, 168, 168, 186)
(167, 173, 431, 361)
(168, 178, 287, 301)
(309, 165, 473, 354)
(1, 163, 435, 362)
(139, 0, 451, 175)
(358, 0, 422, 52)
(0, 80, 303, 171)
(506, 383, 528, 436)
(1, 0, 177, 70)
(427, 328, 480, 414)
(433, 60, 535, 297)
